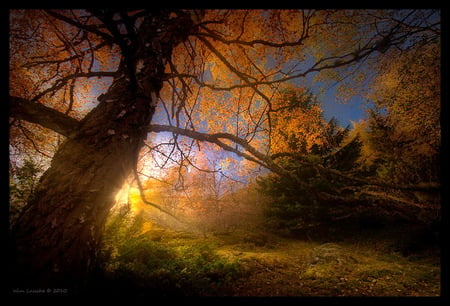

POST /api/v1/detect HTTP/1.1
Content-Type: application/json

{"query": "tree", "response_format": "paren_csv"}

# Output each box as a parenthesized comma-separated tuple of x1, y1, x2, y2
(258, 112, 363, 235)
(9, 9, 440, 290)
(364, 42, 440, 186)
(9, 158, 43, 225)
(10, 9, 199, 289)
(269, 86, 326, 155)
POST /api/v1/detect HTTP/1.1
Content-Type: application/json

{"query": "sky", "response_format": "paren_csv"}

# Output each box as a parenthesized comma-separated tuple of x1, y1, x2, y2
(319, 88, 369, 128)
(281, 54, 372, 129)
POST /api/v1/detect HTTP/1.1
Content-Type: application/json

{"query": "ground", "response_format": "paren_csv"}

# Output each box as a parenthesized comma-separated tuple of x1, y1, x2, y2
(107, 223, 440, 297)
(217, 237, 439, 296)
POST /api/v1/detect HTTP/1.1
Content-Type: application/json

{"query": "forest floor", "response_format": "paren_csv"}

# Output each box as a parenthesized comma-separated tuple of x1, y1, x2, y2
(129, 224, 441, 297)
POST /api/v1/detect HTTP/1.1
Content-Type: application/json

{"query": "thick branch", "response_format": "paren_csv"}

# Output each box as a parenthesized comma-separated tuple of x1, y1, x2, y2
(198, 26, 309, 48)
(360, 190, 439, 211)
(10, 96, 80, 137)
(148, 124, 288, 176)
(316, 163, 440, 192)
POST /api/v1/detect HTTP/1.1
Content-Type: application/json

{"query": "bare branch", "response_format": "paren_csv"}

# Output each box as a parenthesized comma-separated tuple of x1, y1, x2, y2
(131, 158, 187, 223)
(31, 71, 117, 102)
(23, 41, 110, 69)
(16, 121, 53, 159)
(44, 10, 114, 42)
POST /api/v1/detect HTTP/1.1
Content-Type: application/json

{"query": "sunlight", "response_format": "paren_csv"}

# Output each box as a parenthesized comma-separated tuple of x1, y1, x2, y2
(113, 181, 150, 215)
(114, 182, 130, 206)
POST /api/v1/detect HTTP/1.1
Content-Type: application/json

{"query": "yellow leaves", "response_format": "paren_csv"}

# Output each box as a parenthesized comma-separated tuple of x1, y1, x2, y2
(347, 119, 379, 169)
(219, 156, 234, 171)
(367, 42, 440, 161)
(208, 60, 229, 83)
(163, 10, 388, 158)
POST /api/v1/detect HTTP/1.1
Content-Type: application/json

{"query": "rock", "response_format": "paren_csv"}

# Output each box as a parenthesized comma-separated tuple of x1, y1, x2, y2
(308, 243, 358, 265)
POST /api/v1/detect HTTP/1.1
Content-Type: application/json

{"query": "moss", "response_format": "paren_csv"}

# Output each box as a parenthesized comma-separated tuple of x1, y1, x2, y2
(98, 212, 440, 297)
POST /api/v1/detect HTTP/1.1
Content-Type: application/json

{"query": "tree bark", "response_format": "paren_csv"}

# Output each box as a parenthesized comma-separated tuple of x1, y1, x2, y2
(10, 11, 196, 291)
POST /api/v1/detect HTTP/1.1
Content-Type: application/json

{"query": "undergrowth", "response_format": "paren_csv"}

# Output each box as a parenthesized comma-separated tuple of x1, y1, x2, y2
(86, 206, 440, 297)
(90, 209, 243, 296)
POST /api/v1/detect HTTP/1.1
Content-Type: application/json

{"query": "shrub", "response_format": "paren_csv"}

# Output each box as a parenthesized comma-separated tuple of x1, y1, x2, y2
(98, 211, 242, 296)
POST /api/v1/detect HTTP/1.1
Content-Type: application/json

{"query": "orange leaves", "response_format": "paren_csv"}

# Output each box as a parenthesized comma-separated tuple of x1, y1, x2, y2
(163, 10, 384, 163)
(269, 86, 326, 155)
(11, 9, 440, 185)
(9, 120, 60, 160)
(10, 9, 124, 162)
(10, 9, 120, 114)
(368, 42, 440, 158)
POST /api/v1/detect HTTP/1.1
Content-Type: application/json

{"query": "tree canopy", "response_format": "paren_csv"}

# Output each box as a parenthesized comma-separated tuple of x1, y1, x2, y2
(10, 9, 440, 176)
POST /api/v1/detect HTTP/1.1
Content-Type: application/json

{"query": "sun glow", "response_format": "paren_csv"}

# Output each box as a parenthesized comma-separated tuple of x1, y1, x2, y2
(114, 182, 130, 205)
(113, 181, 145, 214)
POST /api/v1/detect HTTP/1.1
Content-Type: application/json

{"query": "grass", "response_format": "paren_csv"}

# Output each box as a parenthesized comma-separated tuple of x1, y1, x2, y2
(93, 214, 440, 297)
(96, 226, 243, 296)
(225, 229, 440, 296)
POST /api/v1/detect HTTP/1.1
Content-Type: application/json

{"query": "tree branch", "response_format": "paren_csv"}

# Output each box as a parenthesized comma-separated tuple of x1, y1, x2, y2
(44, 10, 114, 42)
(197, 36, 274, 109)
(31, 71, 117, 102)
(148, 124, 441, 193)
(16, 121, 53, 159)
(10, 96, 80, 137)
(23, 41, 110, 69)
(148, 124, 288, 176)
(132, 157, 186, 223)
(197, 26, 309, 48)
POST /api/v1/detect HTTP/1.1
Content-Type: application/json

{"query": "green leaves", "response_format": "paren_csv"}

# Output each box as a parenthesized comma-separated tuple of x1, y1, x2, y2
(9, 158, 43, 224)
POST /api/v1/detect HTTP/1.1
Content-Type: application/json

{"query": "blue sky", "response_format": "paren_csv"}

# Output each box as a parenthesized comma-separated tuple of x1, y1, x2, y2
(318, 87, 370, 128)
(279, 53, 373, 128)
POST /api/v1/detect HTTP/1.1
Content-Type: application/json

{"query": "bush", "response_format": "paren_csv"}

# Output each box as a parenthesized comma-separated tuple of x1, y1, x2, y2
(103, 237, 241, 295)
(9, 158, 43, 225)
(97, 211, 242, 296)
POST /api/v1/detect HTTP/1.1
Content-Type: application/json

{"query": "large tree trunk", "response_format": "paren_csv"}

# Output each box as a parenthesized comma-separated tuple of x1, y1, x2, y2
(10, 11, 196, 291)
(12, 70, 154, 291)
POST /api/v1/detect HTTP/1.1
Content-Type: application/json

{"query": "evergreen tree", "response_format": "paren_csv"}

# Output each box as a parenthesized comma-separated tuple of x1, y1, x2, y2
(258, 89, 363, 235)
